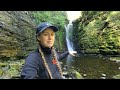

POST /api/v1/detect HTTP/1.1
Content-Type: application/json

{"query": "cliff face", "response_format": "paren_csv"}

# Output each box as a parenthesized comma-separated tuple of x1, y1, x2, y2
(73, 11, 120, 55)
(0, 11, 37, 59)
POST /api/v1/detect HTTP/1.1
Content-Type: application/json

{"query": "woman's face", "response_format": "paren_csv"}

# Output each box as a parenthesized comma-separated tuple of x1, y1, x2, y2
(38, 28, 55, 48)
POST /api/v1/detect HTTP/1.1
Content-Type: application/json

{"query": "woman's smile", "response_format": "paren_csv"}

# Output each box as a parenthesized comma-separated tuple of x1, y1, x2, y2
(47, 41, 53, 44)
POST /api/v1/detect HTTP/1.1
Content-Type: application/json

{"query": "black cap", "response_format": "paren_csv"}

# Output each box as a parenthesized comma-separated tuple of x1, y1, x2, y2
(36, 22, 58, 35)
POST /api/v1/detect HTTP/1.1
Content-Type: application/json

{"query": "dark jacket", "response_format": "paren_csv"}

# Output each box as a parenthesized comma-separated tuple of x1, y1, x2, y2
(21, 46, 69, 79)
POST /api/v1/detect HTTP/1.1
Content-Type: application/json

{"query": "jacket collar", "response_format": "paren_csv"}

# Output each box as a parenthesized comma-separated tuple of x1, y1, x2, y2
(37, 44, 52, 55)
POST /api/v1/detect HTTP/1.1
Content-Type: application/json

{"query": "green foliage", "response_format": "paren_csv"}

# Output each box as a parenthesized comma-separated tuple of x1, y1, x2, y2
(32, 11, 67, 29)
(73, 11, 120, 55)
(55, 30, 66, 51)
(107, 11, 120, 24)
(0, 59, 24, 79)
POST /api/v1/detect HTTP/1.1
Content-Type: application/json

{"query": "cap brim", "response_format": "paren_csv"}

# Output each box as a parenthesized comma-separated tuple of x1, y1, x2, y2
(37, 25, 58, 35)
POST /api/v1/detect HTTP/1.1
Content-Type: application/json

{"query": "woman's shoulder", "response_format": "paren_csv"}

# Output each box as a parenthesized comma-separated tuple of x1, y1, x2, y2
(28, 51, 39, 57)
(25, 50, 40, 63)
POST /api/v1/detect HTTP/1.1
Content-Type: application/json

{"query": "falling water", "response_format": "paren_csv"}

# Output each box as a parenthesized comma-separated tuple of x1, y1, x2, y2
(65, 21, 75, 69)
(65, 11, 81, 52)
(65, 21, 74, 52)
(64, 11, 81, 75)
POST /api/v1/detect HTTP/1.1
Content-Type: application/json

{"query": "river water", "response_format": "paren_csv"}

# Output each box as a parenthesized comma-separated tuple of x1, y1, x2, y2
(62, 54, 120, 79)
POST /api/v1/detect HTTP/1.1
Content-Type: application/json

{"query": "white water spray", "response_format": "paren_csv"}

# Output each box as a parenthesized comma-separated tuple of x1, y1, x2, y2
(65, 11, 81, 53)
(65, 21, 74, 52)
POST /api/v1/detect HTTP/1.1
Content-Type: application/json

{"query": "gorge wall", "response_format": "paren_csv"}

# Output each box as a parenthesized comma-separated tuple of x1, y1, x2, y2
(73, 11, 120, 55)
(0, 11, 37, 59)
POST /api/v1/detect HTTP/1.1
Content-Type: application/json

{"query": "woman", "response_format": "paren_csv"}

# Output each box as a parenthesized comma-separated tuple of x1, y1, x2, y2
(21, 22, 77, 79)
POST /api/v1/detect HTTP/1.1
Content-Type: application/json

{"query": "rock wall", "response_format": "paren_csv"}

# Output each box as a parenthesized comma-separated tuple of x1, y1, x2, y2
(73, 11, 120, 55)
(0, 11, 37, 59)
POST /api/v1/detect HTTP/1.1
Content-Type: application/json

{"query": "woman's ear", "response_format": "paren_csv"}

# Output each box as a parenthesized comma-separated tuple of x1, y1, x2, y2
(37, 36, 40, 42)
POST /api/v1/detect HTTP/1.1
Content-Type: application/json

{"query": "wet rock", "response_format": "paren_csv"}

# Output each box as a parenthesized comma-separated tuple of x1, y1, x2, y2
(101, 77, 106, 79)
(112, 74, 120, 79)
(63, 69, 83, 79)
(101, 73, 106, 77)
(83, 74, 87, 77)
(0, 11, 37, 59)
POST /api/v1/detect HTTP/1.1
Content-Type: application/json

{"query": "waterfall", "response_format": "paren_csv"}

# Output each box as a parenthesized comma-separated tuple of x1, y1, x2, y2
(65, 21, 75, 68)
(65, 21, 74, 52)
(63, 12, 81, 77)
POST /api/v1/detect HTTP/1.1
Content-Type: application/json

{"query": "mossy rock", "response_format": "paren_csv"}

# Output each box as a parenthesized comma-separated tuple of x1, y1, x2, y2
(0, 63, 7, 67)
(65, 69, 84, 79)
(110, 57, 120, 61)
(6, 68, 20, 77)
(112, 74, 120, 79)
(0, 69, 4, 76)
(10, 64, 21, 71)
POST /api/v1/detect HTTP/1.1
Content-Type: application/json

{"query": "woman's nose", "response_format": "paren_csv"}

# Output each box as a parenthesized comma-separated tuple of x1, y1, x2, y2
(48, 35, 52, 39)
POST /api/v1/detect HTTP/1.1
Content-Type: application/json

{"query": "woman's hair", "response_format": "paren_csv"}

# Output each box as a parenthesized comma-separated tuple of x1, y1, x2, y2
(36, 33, 40, 42)
(39, 46, 63, 79)
(52, 47, 63, 77)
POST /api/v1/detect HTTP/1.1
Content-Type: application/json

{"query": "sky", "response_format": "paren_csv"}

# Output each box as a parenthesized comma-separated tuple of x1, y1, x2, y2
(66, 11, 82, 21)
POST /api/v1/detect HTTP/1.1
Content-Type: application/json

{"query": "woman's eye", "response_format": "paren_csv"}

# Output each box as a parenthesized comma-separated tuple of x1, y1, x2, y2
(51, 34, 54, 36)
(44, 33, 48, 36)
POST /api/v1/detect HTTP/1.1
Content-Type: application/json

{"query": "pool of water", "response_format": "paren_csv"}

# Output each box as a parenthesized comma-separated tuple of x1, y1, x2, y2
(62, 54, 120, 79)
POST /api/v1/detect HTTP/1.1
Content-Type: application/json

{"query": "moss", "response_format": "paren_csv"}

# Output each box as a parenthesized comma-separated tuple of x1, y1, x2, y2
(0, 59, 25, 79)
(0, 63, 7, 67)
(112, 74, 120, 79)
(110, 57, 120, 61)
(85, 49, 100, 54)
(73, 11, 120, 55)
(0, 69, 4, 76)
